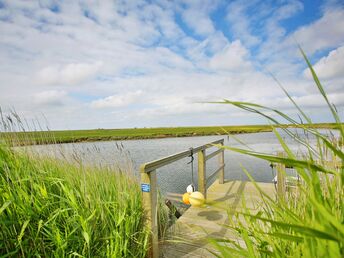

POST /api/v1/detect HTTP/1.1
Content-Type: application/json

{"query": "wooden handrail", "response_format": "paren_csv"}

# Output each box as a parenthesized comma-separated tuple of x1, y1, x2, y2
(206, 164, 225, 185)
(140, 139, 224, 173)
(140, 138, 225, 258)
(205, 148, 223, 161)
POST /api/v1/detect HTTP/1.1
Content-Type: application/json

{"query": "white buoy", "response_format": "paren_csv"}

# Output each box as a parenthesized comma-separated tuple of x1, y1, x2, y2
(186, 184, 195, 193)
(272, 175, 278, 184)
(189, 191, 205, 207)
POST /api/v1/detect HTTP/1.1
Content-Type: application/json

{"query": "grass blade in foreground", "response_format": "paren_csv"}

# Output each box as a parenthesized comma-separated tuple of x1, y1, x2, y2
(211, 51, 344, 257)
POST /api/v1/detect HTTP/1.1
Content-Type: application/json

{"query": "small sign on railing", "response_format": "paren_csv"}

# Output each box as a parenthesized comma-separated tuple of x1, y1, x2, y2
(141, 183, 151, 192)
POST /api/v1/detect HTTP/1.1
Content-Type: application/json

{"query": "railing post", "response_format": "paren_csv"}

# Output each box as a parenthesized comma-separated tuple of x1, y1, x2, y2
(218, 141, 225, 184)
(276, 152, 286, 201)
(140, 168, 158, 258)
(198, 149, 206, 199)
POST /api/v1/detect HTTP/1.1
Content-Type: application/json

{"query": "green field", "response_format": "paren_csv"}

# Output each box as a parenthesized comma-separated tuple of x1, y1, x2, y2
(1, 123, 341, 146)
(2, 125, 271, 145)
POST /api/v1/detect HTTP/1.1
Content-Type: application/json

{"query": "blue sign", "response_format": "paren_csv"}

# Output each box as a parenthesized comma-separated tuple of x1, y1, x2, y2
(141, 183, 150, 192)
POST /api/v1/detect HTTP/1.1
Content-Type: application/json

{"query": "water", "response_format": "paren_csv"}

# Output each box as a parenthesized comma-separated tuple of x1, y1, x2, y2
(28, 129, 336, 195)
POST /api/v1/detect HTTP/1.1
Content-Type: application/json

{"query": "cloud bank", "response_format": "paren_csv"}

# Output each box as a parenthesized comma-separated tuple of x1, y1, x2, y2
(0, 0, 343, 129)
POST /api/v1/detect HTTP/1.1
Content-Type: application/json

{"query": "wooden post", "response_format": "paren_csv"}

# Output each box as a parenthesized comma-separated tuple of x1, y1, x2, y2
(218, 142, 225, 184)
(137, 138, 224, 257)
(276, 152, 286, 201)
(140, 169, 158, 258)
(198, 149, 206, 199)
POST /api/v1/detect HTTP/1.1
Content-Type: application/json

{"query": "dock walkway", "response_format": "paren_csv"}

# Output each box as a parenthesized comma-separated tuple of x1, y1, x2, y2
(161, 180, 276, 257)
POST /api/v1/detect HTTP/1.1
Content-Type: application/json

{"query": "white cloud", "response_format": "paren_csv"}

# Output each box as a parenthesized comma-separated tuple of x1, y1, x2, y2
(154, 47, 194, 70)
(226, 1, 261, 46)
(262, 92, 344, 109)
(180, 1, 219, 36)
(0, 1, 343, 129)
(36, 62, 103, 85)
(138, 102, 230, 118)
(209, 40, 251, 71)
(227, 0, 303, 49)
(188, 32, 229, 61)
(255, 1, 304, 64)
(304, 45, 344, 80)
(291, 9, 344, 54)
(264, 1, 303, 41)
(182, 9, 215, 36)
(33, 90, 67, 106)
(273, 0, 303, 20)
(91, 90, 143, 108)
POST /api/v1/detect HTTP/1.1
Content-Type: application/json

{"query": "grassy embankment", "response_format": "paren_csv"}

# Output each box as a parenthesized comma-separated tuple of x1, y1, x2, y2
(0, 141, 154, 257)
(0, 112, 175, 257)
(211, 50, 344, 257)
(1, 123, 340, 146)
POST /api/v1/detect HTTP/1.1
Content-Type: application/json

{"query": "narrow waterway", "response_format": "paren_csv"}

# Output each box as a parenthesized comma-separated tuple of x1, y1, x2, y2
(27, 129, 335, 195)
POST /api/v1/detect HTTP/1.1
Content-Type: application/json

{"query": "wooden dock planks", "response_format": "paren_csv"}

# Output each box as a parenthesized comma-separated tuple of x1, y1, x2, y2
(161, 180, 276, 257)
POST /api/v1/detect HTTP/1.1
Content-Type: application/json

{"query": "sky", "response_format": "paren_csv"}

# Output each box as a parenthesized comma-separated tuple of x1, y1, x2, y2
(0, 0, 344, 130)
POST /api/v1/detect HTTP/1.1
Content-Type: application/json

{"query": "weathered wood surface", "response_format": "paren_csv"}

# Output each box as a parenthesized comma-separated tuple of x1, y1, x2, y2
(197, 149, 207, 199)
(161, 180, 276, 257)
(141, 170, 159, 257)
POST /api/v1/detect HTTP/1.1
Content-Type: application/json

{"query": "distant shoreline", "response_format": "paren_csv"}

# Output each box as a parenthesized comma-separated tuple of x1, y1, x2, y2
(1, 123, 340, 146)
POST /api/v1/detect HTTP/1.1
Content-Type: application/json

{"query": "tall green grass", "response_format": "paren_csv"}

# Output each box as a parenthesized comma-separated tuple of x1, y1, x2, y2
(0, 143, 150, 257)
(211, 50, 344, 257)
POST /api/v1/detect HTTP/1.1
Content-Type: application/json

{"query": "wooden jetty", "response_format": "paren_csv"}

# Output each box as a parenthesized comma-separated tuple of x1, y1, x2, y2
(139, 139, 280, 258)
(162, 180, 275, 257)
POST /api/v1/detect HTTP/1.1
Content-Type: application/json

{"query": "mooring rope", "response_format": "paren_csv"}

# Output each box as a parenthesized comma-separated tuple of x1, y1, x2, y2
(188, 147, 194, 186)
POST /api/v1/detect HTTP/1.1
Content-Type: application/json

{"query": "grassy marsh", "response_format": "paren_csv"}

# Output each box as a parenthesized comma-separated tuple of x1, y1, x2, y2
(1, 123, 340, 146)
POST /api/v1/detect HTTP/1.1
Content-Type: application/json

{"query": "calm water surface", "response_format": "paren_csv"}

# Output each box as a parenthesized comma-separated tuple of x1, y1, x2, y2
(29, 130, 334, 195)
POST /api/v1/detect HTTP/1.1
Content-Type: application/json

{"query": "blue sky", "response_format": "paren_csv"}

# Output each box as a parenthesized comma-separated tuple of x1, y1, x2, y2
(0, 0, 344, 130)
